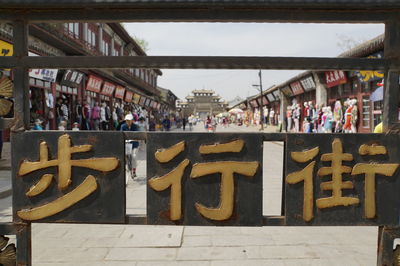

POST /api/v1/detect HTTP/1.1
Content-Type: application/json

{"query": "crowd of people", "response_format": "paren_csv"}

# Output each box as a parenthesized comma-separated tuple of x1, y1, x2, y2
(31, 96, 178, 132)
(285, 98, 359, 133)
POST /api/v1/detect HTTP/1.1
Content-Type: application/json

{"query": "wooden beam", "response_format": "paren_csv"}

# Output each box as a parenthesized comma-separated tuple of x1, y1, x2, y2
(0, 56, 396, 71)
(383, 19, 400, 132)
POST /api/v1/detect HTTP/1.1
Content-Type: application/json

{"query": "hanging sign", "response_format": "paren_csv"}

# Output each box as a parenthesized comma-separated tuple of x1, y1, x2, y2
(86, 75, 103, 93)
(290, 81, 305, 96)
(61, 70, 84, 88)
(300, 76, 316, 91)
(125, 91, 133, 103)
(133, 93, 141, 104)
(281, 86, 294, 97)
(114, 86, 126, 99)
(325, 70, 347, 88)
(101, 82, 116, 96)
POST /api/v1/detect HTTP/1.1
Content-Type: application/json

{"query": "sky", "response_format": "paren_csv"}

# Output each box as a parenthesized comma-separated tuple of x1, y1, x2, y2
(124, 23, 384, 102)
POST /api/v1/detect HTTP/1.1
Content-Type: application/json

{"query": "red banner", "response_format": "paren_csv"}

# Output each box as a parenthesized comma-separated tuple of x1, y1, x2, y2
(114, 86, 126, 99)
(86, 75, 103, 93)
(124, 91, 133, 103)
(325, 70, 347, 88)
(101, 82, 116, 96)
(290, 81, 305, 96)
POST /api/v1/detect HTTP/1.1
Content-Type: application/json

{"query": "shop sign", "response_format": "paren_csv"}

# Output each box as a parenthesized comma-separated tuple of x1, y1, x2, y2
(256, 98, 263, 107)
(325, 70, 347, 88)
(139, 96, 146, 106)
(281, 86, 294, 97)
(257, 96, 268, 106)
(1, 42, 58, 81)
(357, 52, 384, 82)
(300, 76, 316, 91)
(0, 39, 12, 57)
(145, 98, 151, 107)
(125, 91, 133, 103)
(290, 81, 305, 96)
(262, 96, 269, 105)
(249, 100, 258, 108)
(86, 75, 103, 93)
(272, 90, 280, 100)
(0, 40, 12, 72)
(101, 82, 116, 96)
(115, 86, 126, 99)
(29, 52, 59, 82)
(266, 93, 275, 102)
(133, 93, 141, 104)
(157, 103, 161, 110)
(152, 101, 158, 109)
(61, 70, 84, 88)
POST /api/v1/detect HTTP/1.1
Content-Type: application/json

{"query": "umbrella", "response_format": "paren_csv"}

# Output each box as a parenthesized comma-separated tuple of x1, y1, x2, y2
(370, 86, 383, 102)
(228, 108, 244, 114)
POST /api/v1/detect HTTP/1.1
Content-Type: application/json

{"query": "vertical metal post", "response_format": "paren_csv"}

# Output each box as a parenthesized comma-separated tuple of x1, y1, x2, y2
(378, 18, 400, 266)
(12, 20, 30, 131)
(16, 223, 31, 266)
(13, 20, 32, 266)
(383, 19, 400, 132)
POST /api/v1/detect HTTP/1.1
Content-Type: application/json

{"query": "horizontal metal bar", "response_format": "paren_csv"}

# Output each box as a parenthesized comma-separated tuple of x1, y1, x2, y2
(0, 8, 396, 23)
(262, 133, 287, 142)
(1, 56, 396, 71)
(123, 131, 148, 141)
(0, 118, 16, 130)
(1, 0, 400, 9)
(125, 215, 147, 225)
(262, 216, 285, 226)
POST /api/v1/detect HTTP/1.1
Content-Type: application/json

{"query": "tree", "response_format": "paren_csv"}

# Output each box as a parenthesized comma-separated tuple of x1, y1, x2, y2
(133, 36, 149, 52)
(336, 34, 368, 52)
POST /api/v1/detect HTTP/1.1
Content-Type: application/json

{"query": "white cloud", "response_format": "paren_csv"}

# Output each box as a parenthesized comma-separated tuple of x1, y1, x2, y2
(124, 23, 384, 101)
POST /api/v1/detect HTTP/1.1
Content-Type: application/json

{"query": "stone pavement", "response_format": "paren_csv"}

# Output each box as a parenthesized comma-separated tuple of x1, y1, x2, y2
(0, 125, 378, 265)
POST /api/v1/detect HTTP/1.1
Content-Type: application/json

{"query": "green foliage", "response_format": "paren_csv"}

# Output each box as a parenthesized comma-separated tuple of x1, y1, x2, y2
(134, 36, 149, 52)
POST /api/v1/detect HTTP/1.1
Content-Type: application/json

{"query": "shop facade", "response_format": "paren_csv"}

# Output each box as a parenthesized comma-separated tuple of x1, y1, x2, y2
(0, 22, 164, 132)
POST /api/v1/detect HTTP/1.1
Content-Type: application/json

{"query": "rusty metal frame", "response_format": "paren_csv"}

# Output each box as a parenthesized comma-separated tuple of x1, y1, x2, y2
(2, 1, 400, 265)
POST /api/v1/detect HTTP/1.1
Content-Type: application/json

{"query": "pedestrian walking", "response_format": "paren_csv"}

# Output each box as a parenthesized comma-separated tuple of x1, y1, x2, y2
(182, 117, 187, 131)
(162, 116, 171, 131)
(120, 114, 139, 178)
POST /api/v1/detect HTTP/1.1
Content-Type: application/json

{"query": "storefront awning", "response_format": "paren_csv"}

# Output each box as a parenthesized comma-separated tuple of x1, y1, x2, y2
(370, 86, 383, 102)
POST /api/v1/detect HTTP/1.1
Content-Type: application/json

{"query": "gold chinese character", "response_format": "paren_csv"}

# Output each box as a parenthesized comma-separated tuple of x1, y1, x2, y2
(352, 144, 399, 219)
(148, 141, 189, 221)
(316, 138, 359, 209)
(17, 134, 119, 221)
(286, 146, 319, 222)
(190, 140, 258, 221)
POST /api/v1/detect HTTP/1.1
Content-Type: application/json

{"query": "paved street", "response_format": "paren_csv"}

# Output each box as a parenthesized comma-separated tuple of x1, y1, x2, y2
(0, 124, 378, 265)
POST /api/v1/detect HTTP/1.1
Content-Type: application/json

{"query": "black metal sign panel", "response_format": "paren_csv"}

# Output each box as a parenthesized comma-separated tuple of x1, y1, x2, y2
(147, 133, 263, 226)
(12, 132, 125, 223)
(285, 134, 400, 226)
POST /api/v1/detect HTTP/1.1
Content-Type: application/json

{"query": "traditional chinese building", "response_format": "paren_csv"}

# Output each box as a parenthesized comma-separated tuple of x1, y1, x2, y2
(177, 89, 228, 118)
(0, 22, 176, 131)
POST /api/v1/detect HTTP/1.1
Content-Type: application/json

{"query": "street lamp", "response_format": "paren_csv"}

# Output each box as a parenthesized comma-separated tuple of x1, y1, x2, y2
(252, 70, 264, 130)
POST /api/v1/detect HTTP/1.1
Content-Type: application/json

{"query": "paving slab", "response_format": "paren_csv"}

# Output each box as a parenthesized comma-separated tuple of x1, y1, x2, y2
(116, 225, 183, 247)
(33, 247, 109, 263)
(176, 246, 248, 261)
(106, 247, 177, 261)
